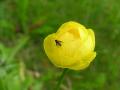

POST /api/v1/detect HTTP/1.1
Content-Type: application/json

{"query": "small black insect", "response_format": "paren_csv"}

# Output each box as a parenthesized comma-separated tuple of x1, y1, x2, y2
(55, 40, 62, 46)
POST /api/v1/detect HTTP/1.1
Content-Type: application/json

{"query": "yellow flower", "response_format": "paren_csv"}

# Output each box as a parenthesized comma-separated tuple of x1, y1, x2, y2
(44, 21, 96, 70)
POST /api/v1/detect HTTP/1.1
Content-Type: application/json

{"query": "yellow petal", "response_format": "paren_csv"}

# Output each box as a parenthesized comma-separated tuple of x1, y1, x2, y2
(67, 52, 96, 70)
(57, 21, 88, 41)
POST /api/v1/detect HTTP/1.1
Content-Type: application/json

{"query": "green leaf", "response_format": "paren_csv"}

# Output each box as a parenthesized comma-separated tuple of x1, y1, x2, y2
(16, 0, 29, 33)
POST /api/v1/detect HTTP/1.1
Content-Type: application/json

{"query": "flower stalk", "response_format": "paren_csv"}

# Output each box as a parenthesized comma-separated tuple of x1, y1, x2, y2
(55, 68, 69, 90)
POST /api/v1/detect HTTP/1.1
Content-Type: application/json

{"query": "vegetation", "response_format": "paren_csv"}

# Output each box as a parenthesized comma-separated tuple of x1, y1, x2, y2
(0, 0, 120, 90)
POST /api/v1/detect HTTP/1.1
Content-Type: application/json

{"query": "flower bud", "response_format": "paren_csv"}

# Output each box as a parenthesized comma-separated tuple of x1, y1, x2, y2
(44, 21, 96, 70)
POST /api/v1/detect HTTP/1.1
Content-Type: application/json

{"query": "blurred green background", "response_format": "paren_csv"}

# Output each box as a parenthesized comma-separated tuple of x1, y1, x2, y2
(0, 0, 120, 90)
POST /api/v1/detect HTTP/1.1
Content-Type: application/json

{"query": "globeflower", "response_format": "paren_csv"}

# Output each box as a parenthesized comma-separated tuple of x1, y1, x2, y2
(44, 21, 96, 70)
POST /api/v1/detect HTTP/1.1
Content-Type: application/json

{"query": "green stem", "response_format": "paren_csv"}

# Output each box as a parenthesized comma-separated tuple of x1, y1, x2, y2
(55, 68, 69, 90)
(16, 0, 29, 34)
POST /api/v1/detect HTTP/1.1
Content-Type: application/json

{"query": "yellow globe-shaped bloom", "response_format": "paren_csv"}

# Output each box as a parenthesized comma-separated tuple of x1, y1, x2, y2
(44, 21, 96, 70)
